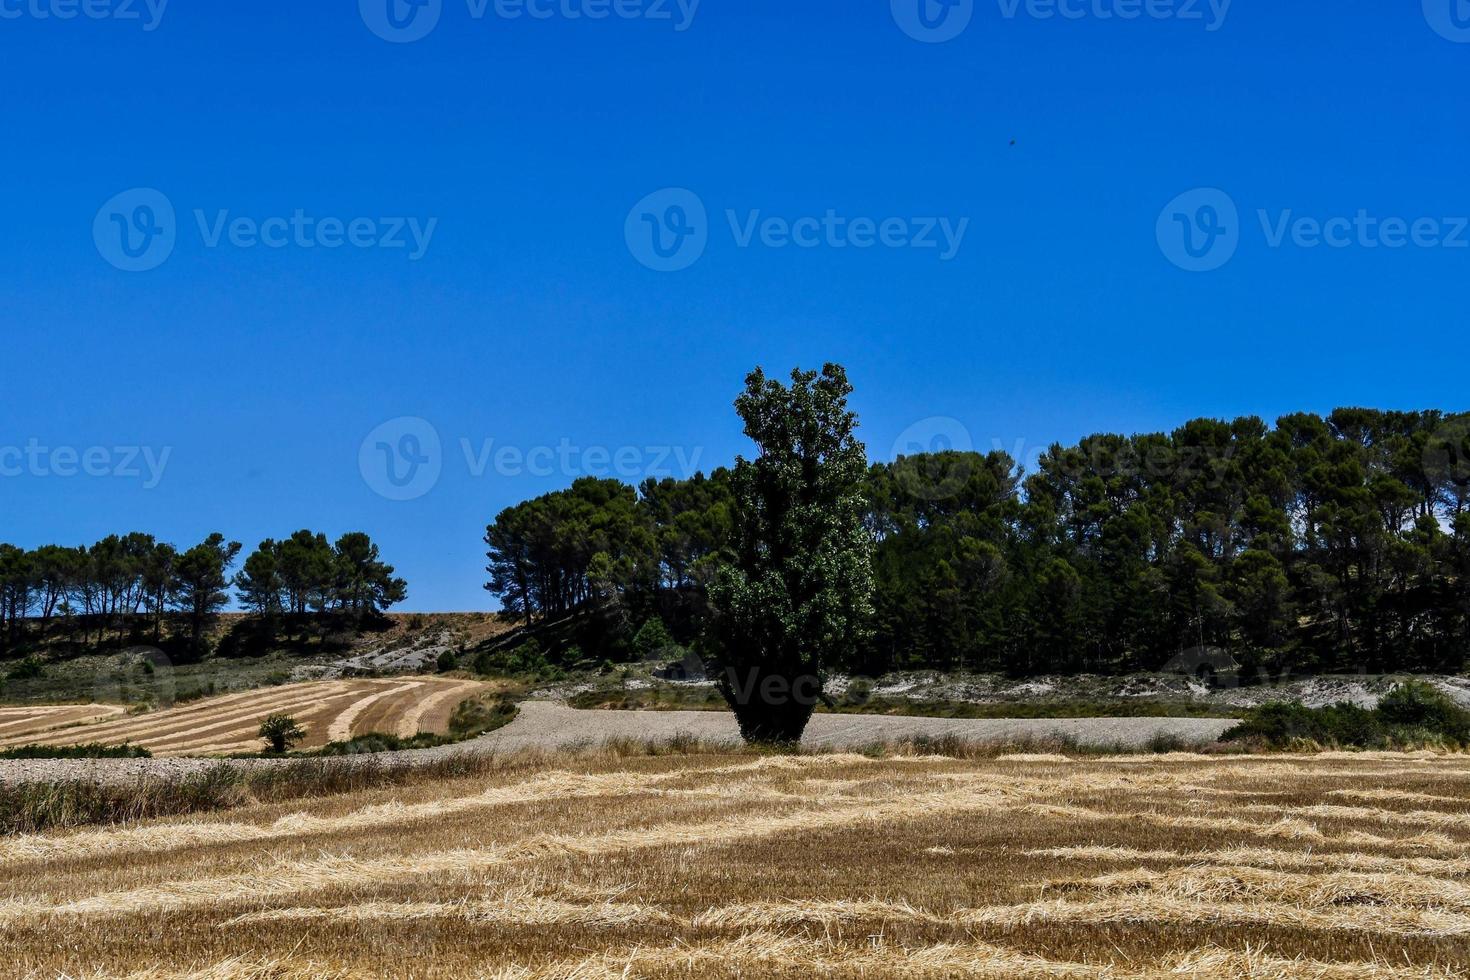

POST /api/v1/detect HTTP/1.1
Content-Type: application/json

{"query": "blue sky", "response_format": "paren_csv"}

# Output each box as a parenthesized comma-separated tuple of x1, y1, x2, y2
(2, 0, 1468, 610)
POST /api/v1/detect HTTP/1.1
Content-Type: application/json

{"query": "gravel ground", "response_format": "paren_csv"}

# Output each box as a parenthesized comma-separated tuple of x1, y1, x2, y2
(0, 703, 1238, 785)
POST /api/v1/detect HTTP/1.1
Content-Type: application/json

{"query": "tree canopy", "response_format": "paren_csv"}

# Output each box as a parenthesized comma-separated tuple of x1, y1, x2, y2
(0, 529, 408, 660)
(483, 401, 1470, 683)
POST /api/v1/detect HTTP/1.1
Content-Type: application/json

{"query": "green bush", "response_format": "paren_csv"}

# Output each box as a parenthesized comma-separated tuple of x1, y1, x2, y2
(309, 732, 449, 756)
(436, 649, 459, 673)
(1377, 681, 1470, 741)
(258, 713, 306, 754)
(1224, 682, 1470, 749)
(473, 639, 562, 679)
(632, 617, 677, 661)
(6, 656, 45, 681)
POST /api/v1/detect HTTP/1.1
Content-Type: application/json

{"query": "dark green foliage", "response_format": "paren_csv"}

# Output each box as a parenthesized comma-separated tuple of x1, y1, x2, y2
(632, 617, 677, 661)
(473, 639, 561, 679)
(7, 655, 45, 680)
(436, 649, 459, 673)
(258, 713, 306, 754)
(0, 743, 152, 759)
(1224, 682, 1470, 748)
(481, 403, 1470, 682)
(707, 364, 875, 743)
(172, 534, 244, 659)
(1376, 681, 1470, 741)
(1224, 702, 1385, 747)
(0, 528, 410, 663)
(309, 731, 450, 755)
(237, 531, 406, 623)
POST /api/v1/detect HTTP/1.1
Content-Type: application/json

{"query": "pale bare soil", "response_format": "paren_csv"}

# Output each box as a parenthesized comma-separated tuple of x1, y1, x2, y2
(0, 702, 1237, 784)
(0, 677, 486, 757)
(5, 749, 1470, 977)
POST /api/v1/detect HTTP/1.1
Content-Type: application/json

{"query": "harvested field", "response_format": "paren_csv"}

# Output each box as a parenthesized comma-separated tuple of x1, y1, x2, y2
(0, 704, 126, 739)
(0, 678, 486, 757)
(5, 750, 1470, 976)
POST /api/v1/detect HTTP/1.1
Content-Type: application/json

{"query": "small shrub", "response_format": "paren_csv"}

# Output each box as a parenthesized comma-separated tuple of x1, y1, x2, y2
(7, 656, 45, 681)
(632, 618, 677, 661)
(407, 613, 426, 631)
(1377, 681, 1470, 741)
(258, 713, 306, 754)
(436, 649, 459, 673)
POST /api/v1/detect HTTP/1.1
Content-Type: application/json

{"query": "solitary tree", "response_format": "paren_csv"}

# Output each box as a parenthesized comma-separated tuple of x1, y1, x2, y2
(707, 364, 874, 743)
(258, 713, 305, 754)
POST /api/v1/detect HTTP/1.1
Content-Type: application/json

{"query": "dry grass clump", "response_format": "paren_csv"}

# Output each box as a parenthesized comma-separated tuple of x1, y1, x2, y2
(6, 748, 1470, 977)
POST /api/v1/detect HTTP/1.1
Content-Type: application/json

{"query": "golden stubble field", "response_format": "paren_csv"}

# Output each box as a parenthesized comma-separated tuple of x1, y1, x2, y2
(0, 678, 488, 756)
(6, 749, 1470, 978)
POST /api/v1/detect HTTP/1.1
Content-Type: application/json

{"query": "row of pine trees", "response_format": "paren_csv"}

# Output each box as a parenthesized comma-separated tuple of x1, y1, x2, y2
(485, 408, 1470, 677)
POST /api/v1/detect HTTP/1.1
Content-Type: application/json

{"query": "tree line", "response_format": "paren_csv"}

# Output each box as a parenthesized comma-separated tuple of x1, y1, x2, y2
(485, 405, 1470, 680)
(0, 530, 406, 659)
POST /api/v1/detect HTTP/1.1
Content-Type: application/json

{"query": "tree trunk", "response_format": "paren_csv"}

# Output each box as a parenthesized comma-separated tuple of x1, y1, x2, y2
(717, 664, 822, 744)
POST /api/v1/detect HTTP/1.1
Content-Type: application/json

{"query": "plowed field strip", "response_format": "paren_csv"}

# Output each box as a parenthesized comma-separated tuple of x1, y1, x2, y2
(394, 680, 484, 737)
(0, 706, 125, 736)
(331, 682, 425, 742)
(142, 693, 373, 758)
(38, 690, 364, 750)
(0, 685, 359, 748)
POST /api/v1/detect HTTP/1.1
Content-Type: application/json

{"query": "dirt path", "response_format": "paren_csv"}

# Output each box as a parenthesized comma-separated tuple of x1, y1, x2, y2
(0, 702, 1238, 785)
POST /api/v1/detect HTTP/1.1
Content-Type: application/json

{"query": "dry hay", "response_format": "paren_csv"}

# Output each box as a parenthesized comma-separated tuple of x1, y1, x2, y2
(8, 750, 1470, 977)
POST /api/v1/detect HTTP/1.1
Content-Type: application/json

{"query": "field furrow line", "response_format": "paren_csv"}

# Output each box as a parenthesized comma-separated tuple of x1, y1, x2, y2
(326, 682, 424, 743)
(391, 680, 483, 738)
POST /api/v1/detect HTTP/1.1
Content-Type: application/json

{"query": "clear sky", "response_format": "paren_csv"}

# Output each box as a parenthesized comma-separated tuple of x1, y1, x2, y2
(2, 0, 1467, 610)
